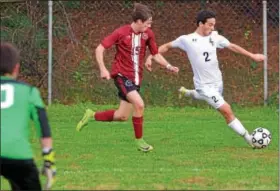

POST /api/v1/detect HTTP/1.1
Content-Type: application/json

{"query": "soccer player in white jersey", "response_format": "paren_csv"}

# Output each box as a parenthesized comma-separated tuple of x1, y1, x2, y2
(145, 10, 266, 147)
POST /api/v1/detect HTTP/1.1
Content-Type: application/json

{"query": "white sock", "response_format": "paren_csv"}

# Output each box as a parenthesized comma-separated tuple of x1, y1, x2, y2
(228, 118, 246, 136)
(186, 90, 203, 100)
(228, 118, 253, 146)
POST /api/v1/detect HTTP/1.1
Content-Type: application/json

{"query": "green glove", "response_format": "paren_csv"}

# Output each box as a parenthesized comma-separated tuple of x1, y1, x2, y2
(42, 149, 56, 189)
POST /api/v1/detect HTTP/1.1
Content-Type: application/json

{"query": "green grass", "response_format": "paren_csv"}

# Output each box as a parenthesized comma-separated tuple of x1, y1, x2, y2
(1, 104, 278, 190)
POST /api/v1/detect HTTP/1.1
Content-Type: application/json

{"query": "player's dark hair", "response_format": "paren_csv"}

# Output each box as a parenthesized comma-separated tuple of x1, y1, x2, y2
(196, 10, 216, 26)
(132, 3, 153, 22)
(0, 42, 20, 75)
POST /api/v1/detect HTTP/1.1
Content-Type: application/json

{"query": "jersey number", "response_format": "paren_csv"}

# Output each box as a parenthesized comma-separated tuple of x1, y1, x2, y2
(203, 52, 211, 62)
(1, 84, 15, 109)
(212, 96, 219, 103)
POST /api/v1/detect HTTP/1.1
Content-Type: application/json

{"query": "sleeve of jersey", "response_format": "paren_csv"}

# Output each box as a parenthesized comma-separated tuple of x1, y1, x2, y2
(171, 36, 185, 50)
(147, 30, 158, 55)
(30, 87, 52, 138)
(217, 35, 230, 49)
(101, 29, 120, 49)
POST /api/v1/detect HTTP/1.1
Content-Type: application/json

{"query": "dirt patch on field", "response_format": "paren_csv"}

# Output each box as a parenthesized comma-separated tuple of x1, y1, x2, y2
(95, 183, 120, 190)
(230, 150, 278, 161)
(153, 183, 167, 190)
(65, 184, 85, 189)
(175, 176, 212, 186)
(69, 163, 81, 170)
(78, 153, 95, 160)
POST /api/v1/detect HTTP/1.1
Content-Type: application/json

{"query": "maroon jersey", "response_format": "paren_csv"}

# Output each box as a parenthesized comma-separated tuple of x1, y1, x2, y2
(101, 25, 158, 85)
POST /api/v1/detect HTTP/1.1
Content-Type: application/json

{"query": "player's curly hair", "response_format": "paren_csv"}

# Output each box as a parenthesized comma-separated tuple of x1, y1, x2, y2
(132, 3, 153, 22)
(0, 42, 20, 75)
(196, 10, 216, 26)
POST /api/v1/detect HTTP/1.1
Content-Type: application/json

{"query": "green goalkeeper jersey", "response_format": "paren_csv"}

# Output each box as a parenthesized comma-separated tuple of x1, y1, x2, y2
(1, 76, 51, 159)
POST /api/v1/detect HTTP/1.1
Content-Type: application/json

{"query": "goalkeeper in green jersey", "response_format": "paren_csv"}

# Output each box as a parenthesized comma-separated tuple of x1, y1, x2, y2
(0, 42, 56, 190)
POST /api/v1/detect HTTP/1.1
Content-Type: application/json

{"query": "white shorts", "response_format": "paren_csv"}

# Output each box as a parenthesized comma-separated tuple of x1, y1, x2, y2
(195, 82, 225, 109)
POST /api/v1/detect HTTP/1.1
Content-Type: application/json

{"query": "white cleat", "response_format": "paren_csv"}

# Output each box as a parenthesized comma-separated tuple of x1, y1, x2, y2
(178, 86, 188, 99)
(243, 131, 256, 149)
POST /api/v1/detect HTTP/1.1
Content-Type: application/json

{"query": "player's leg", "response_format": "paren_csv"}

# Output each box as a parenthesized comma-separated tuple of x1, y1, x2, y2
(111, 100, 133, 121)
(0, 158, 20, 191)
(1, 158, 42, 191)
(76, 76, 133, 131)
(8, 179, 21, 191)
(116, 76, 152, 152)
(178, 86, 204, 100)
(76, 100, 132, 131)
(92, 100, 133, 121)
(1, 163, 20, 191)
(217, 102, 253, 147)
(126, 90, 153, 152)
(21, 161, 42, 190)
(198, 84, 253, 147)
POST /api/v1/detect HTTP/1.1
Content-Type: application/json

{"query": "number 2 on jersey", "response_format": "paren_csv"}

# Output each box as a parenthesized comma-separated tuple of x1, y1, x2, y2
(1, 84, 14, 109)
(203, 52, 211, 62)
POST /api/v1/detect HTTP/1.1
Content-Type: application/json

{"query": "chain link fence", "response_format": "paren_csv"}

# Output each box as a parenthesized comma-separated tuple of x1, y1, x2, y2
(1, 0, 279, 106)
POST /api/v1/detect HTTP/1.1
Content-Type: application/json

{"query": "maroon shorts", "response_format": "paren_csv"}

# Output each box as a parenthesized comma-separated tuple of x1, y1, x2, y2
(113, 75, 140, 102)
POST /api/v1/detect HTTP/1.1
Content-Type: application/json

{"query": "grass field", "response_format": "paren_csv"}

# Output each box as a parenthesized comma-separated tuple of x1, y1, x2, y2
(1, 104, 278, 190)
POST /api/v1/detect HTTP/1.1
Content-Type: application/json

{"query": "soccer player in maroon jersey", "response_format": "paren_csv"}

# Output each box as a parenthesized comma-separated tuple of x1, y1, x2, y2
(76, 3, 179, 152)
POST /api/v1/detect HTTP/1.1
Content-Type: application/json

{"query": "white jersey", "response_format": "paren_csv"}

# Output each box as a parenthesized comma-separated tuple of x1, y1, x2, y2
(171, 31, 230, 88)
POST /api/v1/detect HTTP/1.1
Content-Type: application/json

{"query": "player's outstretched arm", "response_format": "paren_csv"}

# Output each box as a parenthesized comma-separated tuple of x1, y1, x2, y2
(30, 87, 56, 189)
(226, 43, 266, 62)
(145, 42, 177, 72)
(145, 53, 179, 73)
(95, 44, 111, 80)
(158, 42, 173, 54)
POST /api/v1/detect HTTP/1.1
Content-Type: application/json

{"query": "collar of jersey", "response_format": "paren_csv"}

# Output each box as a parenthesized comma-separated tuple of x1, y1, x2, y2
(129, 25, 142, 35)
(194, 31, 211, 38)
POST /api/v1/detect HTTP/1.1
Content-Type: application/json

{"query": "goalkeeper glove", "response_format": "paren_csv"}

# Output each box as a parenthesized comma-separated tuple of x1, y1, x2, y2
(42, 148, 56, 190)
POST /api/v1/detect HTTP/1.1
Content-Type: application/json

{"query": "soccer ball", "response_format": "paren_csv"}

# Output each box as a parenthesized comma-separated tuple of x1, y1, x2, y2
(251, 127, 272, 149)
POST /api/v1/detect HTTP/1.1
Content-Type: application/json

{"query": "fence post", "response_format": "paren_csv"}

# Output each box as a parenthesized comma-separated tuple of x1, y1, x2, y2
(262, 0, 268, 106)
(278, 2, 280, 191)
(48, 0, 53, 105)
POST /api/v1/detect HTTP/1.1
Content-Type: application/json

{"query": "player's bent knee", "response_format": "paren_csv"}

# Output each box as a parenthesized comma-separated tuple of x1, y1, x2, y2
(218, 103, 232, 115)
(218, 103, 235, 121)
(114, 111, 130, 121)
(134, 102, 145, 112)
(119, 115, 129, 121)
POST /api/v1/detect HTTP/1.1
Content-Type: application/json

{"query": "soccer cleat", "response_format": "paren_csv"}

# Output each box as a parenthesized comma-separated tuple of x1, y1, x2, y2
(76, 109, 95, 132)
(243, 131, 255, 148)
(136, 138, 153, 152)
(178, 86, 188, 99)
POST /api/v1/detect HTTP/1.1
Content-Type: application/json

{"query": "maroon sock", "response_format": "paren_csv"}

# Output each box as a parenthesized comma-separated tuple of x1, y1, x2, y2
(94, 110, 115, 121)
(132, 116, 143, 139)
